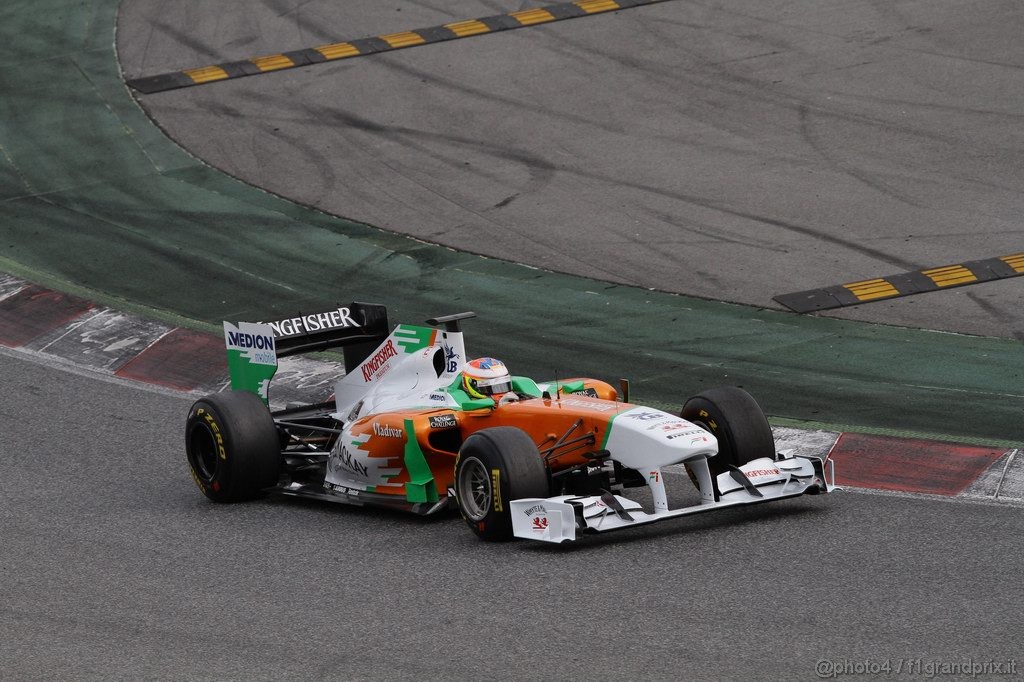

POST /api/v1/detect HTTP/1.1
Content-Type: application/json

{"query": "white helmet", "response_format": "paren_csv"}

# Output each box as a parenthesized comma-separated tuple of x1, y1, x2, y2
(462, 357, 512, 399)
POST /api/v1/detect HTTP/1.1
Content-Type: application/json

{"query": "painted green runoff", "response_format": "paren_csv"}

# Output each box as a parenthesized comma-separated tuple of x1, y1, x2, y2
(3, 0, 1024, 445)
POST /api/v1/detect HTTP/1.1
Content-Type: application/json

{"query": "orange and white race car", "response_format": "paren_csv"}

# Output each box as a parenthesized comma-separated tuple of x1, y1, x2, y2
(185, 304, 834, 543)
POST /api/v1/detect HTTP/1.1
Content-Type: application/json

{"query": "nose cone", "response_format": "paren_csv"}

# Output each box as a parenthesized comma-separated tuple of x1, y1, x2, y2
(605, 407, 718, 469)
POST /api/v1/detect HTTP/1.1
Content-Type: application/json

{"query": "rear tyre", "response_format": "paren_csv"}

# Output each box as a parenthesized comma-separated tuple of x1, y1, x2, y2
(681, 387, 775, 476)
(455, 427, 549, 541)
(185, 391, 281, 502)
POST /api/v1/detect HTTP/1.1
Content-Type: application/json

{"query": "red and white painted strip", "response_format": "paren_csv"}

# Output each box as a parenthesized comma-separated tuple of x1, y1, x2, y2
(770, 426, 1020, 504)
(1, 274, 1020, 502)
(0, 274, 342, 406)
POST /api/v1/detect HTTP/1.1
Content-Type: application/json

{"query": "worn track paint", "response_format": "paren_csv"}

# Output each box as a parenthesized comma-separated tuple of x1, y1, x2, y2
(828, 432, 1005, 496)
(0, 286, 94, 347)
(114, 328, 227, 392)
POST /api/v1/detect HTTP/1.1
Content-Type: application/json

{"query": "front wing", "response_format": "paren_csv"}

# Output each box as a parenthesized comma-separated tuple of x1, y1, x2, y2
(510, 455, 835, 543)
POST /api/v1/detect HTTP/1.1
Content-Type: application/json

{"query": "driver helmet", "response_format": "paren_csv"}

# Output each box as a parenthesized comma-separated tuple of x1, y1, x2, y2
(462, 357, 512, 399)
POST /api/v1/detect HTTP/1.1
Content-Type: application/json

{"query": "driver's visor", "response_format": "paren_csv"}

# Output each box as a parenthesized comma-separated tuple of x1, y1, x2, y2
(476, 376, 512, 395)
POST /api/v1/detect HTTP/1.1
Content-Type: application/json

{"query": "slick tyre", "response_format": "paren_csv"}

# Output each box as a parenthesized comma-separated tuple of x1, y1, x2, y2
(455, 427, 549, 541)
(681, 387, 775, 476)
(185, 391, 281, 502)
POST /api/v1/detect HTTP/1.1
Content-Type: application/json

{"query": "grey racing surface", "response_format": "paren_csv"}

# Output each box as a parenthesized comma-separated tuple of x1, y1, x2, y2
(118, 0, 1024, 339)
(3, 349, 1022, 681)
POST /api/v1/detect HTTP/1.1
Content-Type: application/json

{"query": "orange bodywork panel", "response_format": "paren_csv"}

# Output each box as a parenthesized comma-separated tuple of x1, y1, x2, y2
(347, 389, 631, 498)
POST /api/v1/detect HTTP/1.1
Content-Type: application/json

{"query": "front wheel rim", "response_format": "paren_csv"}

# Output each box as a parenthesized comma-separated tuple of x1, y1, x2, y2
(458, 456, 491, 521)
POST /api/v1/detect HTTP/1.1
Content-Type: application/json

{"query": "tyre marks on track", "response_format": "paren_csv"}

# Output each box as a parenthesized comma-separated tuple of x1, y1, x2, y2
(127, 0, 678, 93)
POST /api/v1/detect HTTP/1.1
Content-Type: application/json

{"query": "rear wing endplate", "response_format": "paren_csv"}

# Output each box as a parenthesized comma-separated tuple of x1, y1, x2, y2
(224, 302, 389, 403)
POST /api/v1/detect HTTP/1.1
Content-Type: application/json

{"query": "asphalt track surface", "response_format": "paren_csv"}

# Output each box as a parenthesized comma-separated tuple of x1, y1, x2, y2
(2, 2, 1024, 679)
(4, 349, 1023, 681)
(3, 0, 1024, 444)
(117, 0, 1024, 340)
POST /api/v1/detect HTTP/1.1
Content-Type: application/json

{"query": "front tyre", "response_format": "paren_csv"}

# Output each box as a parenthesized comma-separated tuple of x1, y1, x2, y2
(681, 386, 775, 476)
(455, 427, 549, 541)
(185, 391, 281, 502)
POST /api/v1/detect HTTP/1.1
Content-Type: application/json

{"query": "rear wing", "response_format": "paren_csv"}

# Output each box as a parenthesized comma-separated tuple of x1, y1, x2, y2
(267, 303, 389, 367)
(223, 302, 389, 403)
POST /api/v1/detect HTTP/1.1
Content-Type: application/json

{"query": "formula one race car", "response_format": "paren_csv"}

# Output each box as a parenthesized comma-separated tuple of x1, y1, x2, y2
(185, 303, 834, 543)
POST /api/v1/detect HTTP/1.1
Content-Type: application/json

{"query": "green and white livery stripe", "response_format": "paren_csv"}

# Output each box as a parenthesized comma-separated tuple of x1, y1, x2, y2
(223, 321, 278, 404)
(600, 407, 630, 451)
(351, 431, 403, 489)
(393, 325, 435, 354)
